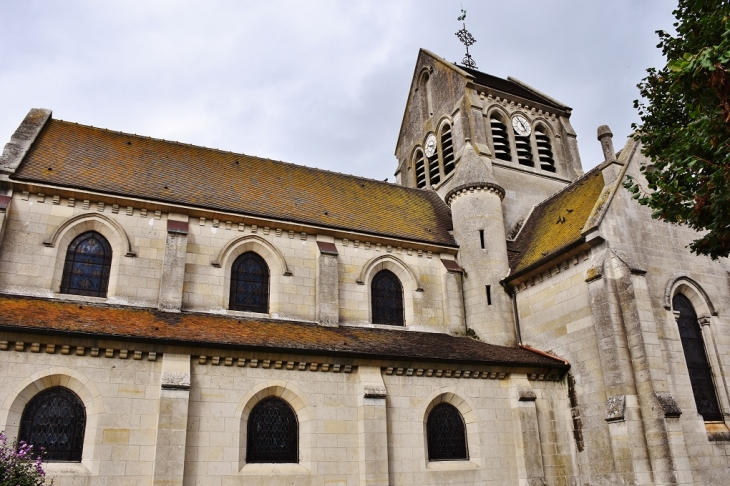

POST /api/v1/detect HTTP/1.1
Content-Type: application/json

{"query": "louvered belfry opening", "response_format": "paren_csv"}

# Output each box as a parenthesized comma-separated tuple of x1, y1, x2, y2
(428, 152, 440, 186)
(535, 126, 556, 172)
(246, 397, 298, 463)
(673, 294, 723, 421)
(441, 124, 455, 176)
(414, 149, 427, 188)
(230, 252, 270, 313)
(514, 127, 534, 167)
(489, 115, 512, 162)
(19, 387, 86, 462)
(427, 403, 468, 461)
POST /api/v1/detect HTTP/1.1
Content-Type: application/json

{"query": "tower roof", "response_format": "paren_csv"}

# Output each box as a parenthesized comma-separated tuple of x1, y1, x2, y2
(445, 142, 503, 203)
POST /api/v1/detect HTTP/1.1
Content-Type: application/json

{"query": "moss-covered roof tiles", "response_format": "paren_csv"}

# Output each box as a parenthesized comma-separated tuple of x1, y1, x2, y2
(510, 167, 605, 274)
(13, 119, 456, 246)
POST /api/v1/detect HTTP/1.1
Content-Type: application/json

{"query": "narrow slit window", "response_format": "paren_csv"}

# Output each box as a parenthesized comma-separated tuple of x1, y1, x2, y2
(535, 126, 556, 172)
(490, 115, 512, 162)
(414, 150, 427, 189)
(486, 285, 492, 306)
(441, 124, 455, 176)
(479, 229, 485, 249)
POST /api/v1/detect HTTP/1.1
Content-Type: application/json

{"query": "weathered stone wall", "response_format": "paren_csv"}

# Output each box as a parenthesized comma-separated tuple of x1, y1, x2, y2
(0, 334, 574, 486)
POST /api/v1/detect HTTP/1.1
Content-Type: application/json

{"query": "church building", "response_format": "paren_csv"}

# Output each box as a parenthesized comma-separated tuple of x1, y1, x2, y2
(0, 48, 728, 485)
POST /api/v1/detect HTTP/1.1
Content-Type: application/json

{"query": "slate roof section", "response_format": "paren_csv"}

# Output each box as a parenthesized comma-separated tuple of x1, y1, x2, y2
(0, 294, 567, 368)
(13, 119, 456, 247)
(509, 167, 605, 274)
(459, 67, 568, 111)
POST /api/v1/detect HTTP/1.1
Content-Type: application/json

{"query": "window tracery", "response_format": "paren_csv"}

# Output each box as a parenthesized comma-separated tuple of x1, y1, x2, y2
(427, 403, 468, 461)
(371, 269, 404, 326)
(230, 251, 269, 313)
(19, 387, 86, 462)
(246, 397, 298, 463)
(60, 230, 112, 297)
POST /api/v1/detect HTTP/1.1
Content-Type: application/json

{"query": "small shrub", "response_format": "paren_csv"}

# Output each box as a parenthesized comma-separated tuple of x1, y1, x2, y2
(0, 431, 52, 486)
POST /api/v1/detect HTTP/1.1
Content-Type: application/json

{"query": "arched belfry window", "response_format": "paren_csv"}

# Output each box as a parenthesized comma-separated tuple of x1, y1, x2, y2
(673, 294, 723, 421)
(371, 269, 404, 326)
(230, 252, 269, 313)
(440, 123, 455, 176)
(19, 387, 86, 462)
(489, 114, 512, 162)
(535, 126, 556, 172)
(427, 403, 468, 461)
(246, 397, 298, 463)
(60, 231, 112, 297)
(413, 149, 427, 189)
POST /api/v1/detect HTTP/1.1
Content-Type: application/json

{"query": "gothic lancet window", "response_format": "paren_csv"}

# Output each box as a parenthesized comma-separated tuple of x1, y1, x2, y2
(535, 125, 556, 172)
(673, 294, 723, 421)
(427, 403, 468, 461)
(19, 387, 86, 462)
(60, 231, 112, 297)
(490, 114, 512, 162)
(441, 123, 455, 176)
(230, 252, 269, 313)
(371, 270, 404, 326)
(246, 397, 298, 463)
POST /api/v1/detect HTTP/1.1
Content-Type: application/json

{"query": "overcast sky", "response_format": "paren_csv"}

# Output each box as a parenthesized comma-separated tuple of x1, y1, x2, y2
(1, 1, 676, 181)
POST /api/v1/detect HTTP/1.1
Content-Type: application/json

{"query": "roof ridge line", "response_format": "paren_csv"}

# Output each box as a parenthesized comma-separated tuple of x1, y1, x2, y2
(52, 119, 436, 196)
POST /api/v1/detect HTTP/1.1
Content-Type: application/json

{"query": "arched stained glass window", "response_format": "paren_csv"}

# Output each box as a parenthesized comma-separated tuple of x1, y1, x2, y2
(246, 397, 298, 463)
(371, 270, 404, 326)
(427, 403, 468, 461)
(60, 231, 112, 297)
(19, 387, 86, 462)
(673, 294, 722, 421)
(230, 252, 269, 313)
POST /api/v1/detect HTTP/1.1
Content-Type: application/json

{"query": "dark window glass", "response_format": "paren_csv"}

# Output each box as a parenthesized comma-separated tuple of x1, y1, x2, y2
(427, 403, 468, 461)
(246, 397, 298, 463)
(60, 231, 112, 297)
(371, 270, 404, 326)
(19, 387, 86, 462)
(230, 252, 269, 313)
(673, 294, 722, 421)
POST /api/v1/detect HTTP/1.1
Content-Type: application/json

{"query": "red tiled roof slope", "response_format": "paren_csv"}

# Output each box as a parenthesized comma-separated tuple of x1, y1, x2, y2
(510, 167, 604, 273)
(0, 294, 566, 368)
(13, 119, 456, 246)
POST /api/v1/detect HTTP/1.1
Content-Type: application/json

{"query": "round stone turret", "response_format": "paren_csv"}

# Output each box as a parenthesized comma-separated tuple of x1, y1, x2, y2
(447, 139, 515, 346)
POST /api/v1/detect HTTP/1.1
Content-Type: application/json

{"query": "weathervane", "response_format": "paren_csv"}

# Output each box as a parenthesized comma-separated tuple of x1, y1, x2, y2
(455, 9, 477, 69)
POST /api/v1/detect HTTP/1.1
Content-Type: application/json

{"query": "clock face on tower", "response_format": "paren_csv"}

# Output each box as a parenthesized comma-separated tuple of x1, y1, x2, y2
(512, 115, 531, 136)
(424, 134, 437, 158)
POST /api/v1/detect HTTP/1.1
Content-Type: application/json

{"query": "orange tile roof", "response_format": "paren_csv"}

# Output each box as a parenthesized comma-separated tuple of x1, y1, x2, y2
(0, 294, 566, 368)
(13, 119, 456, 246)
(509, 167, 604, 273)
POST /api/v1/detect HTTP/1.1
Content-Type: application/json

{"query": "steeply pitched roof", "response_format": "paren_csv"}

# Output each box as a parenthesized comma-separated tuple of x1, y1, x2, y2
(0, 294, 567, 368)
(13, 119, 456, 246)
(508, 167, 605, 274)
(459, 67, 568, 110)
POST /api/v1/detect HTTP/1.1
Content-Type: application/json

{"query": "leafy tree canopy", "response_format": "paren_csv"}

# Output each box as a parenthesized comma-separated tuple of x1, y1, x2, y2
(625, 0, 730, 259)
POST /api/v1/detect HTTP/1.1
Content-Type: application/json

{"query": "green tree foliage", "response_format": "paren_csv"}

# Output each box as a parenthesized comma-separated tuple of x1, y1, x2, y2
(625, 0, 730, 259)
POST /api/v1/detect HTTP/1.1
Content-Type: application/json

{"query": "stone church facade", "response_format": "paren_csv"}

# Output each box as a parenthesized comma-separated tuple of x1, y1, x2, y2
(0, 49, 728, 485)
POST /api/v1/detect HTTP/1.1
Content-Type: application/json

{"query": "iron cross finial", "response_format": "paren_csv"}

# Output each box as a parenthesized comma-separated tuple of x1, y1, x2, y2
(455, 9, 477, 69)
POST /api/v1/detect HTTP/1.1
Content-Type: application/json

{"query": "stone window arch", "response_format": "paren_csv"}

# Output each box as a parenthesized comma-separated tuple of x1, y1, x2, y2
(672, 293, 723, 421)
(246, 396, 298, 463)
(358, 255, 422, 327)
(229, 251, 269, 313)
(418, 68, 433, 119)
(413, 148, 427, 189)
(60, 231, 112, 297)
(427, 402, 468, 461)
(371, 269, 404, 326)
(19, 386, 86, 462)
